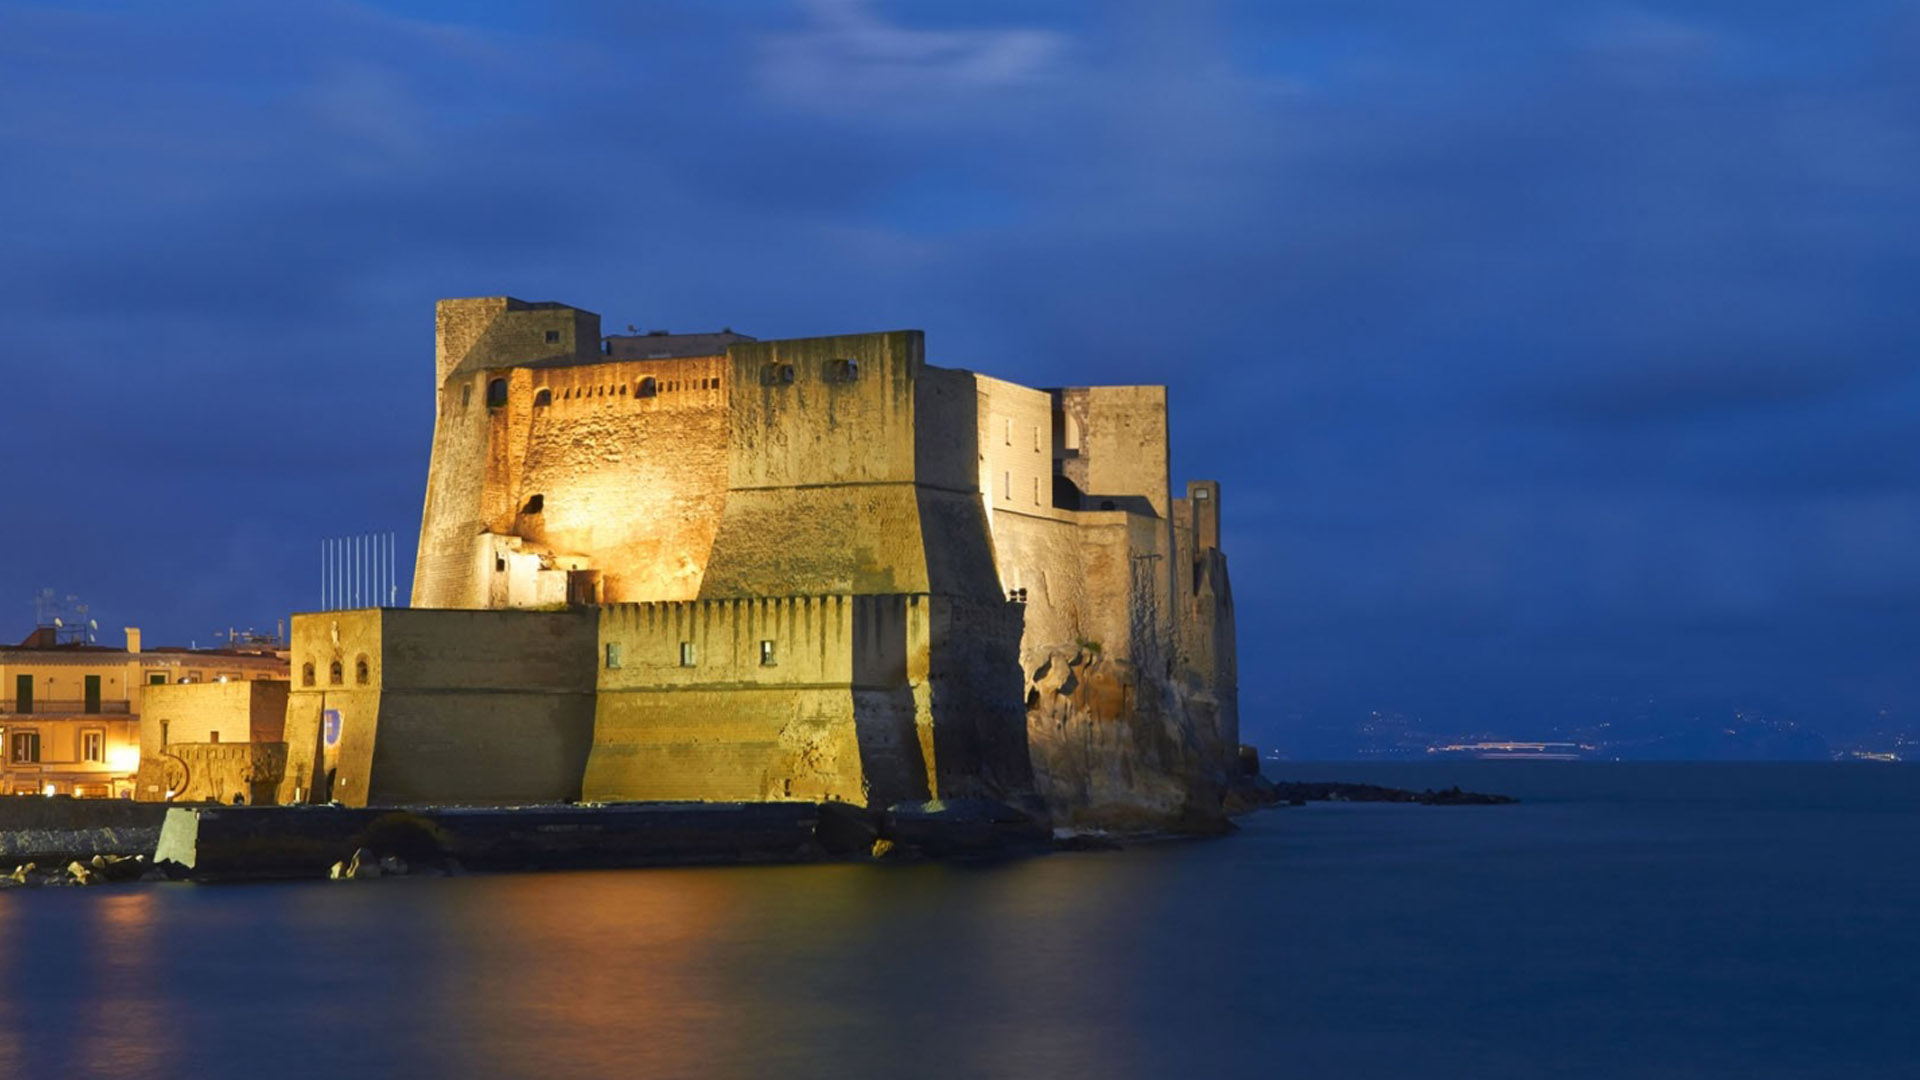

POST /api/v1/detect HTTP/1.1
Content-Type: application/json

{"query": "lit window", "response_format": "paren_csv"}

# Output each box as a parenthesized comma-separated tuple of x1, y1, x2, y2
(10, 732, 39, 764)
(679, 641, 697, 667)
(82, 731, 104, 763)
(605, 642, 623, 669)
(760, 640, 777, 666)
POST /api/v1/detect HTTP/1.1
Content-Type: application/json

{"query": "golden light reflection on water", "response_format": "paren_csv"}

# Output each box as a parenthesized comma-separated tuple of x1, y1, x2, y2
(75, 890, 176, 1077)
(0, 847, 1191, 1080)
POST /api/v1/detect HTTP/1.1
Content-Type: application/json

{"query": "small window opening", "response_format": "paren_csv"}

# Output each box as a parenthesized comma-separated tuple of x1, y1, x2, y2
(301, 663, 315, 687)
(763, 364, 795, 386)
(1101, 500, 1116, 510)
(679, 641, 697, 667)
(620, 384, 628, 396)
(759, 640, 777, 666)
(1195, 488, 1211, 500)
(534, 388, 552, 407)
(355, 656, 370, 685)
(328, 661, 343, 685)
(486, 378, 508, 408)
(638, 377, 657, 398)
(544, 330, 561, 344)
(461, 385, 472, 407)
(1002, 471, 1011, 500)
(826, 358, 859, 382)
(1005, 418, 1013, 445)
(522, 494, 544, 514)
(495, 557, 507, 573)
(209, 731, 220, 744)
(605, 642, 623, 669)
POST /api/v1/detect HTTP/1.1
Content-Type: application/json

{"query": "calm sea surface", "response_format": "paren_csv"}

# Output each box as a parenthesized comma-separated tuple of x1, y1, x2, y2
(3, 763, 1917, 1079)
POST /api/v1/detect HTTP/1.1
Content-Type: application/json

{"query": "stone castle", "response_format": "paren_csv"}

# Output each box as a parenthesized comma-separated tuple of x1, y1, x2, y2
(278, 297, 1237, 830)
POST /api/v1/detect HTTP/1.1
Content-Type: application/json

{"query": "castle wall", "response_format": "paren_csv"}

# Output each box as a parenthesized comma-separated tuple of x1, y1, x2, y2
(279, 609, 597, 807)
(416, 298, 604, 609)
(700, 331, 938, 598)
(584, 596, 930, 806)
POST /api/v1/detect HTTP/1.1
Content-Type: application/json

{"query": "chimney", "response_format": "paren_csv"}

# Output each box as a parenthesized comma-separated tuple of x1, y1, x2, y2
(125, 627, 142, 655)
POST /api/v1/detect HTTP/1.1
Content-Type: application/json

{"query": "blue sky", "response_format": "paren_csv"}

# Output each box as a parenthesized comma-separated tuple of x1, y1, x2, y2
(4, 1, 1917, 754)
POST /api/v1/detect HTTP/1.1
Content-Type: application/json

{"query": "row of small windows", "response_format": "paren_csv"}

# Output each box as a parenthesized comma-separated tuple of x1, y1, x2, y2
(299, 657, 371, 687)
(761, 358, 858, 386)
(603, 641, 778, 669)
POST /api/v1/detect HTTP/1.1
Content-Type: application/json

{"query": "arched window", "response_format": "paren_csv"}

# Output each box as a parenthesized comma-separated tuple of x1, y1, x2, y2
(637, 377, 657, 398)
(328, 660, 343, 685)
(301, 662, 315, 687)
(486, 378, 508, 408)
(355, 656, 370, 685)
(534, 388, 552, 407)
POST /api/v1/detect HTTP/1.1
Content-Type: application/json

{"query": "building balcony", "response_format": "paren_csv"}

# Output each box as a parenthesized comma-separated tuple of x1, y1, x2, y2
(0, 700, 133, 716)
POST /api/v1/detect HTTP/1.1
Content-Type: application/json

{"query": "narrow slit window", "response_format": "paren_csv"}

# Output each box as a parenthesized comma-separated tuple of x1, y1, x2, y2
(760, 640, 777, 666)
(679, 641, 698, 667)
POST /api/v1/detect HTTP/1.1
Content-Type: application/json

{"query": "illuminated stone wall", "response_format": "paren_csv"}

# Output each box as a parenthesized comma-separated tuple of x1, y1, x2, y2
(280, 608, 597, 807)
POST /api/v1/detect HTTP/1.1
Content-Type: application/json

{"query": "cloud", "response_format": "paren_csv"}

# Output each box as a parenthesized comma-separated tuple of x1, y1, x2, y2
(755, 0, 1069, 118)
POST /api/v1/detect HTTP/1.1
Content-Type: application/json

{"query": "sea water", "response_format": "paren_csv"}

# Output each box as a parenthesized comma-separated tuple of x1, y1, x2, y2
(1, 763, 1915, 1079)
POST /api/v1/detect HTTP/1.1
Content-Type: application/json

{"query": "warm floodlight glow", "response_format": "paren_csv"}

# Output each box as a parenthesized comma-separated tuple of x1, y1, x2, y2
(107, 745, 141, 772)
(42, 783, 56, 797)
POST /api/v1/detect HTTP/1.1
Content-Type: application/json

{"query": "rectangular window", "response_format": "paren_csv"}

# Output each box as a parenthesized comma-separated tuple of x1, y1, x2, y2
(13, 673, 30, 714)
(209, 731, 220, 743)
(1034, 426, 1041, 452)
(11, 731, 39, 764)
(544, 329, 561, 344)
(148, 673, 167, 686)
(759, 640, 777, 666)
(82, 730, 105, 763)
(1005, 417, 1013, 445)
(605, 642, 623, 669)
(679, 641, 697, 667)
